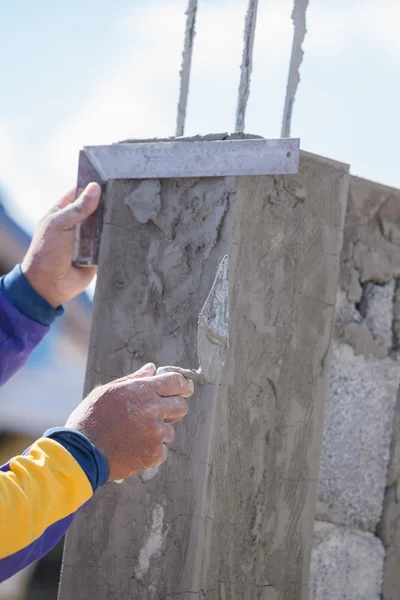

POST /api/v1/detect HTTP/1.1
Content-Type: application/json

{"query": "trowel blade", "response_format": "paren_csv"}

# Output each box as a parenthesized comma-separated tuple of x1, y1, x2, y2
(197, 255, 229, 383)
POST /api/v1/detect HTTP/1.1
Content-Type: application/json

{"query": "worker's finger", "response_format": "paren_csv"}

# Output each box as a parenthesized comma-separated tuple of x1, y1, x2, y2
(52, 183, 101, 230)
(161, 423, 175, 445)
(39, 189, 76, 221)
(117, 364, 157, 383)
(159, 396, 189, 423)
(53, 188, 76, 212)
(153, 372, 194, 398)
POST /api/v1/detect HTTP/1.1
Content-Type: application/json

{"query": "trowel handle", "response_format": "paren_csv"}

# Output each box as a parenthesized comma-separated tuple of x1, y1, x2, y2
(156, 365, 205, 382)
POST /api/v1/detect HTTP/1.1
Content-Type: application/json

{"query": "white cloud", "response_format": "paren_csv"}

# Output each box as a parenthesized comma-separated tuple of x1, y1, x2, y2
(361, 2, 400, 57)
(305, 1, 400, 59)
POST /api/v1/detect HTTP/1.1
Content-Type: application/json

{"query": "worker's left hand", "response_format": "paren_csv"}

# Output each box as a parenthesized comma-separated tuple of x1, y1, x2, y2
(21, 183, 101, 308)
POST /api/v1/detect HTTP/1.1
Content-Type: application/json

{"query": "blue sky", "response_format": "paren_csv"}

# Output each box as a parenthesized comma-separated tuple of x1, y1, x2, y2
(1, 0, 399, 232)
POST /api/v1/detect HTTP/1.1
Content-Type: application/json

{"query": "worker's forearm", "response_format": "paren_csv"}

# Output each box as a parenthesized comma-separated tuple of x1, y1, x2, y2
(0, 265, 63, 386)
(0, 429, 108, 582)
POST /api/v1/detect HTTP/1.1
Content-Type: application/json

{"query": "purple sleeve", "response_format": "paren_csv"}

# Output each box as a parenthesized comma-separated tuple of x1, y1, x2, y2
(0, 291, 49, 387)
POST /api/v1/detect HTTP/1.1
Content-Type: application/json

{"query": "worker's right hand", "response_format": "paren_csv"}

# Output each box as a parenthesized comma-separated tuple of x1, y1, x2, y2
(65, 363, 194, 481)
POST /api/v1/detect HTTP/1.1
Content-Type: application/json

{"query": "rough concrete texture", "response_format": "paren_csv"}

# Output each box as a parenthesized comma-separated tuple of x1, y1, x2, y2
(196, 157, 348, 600)
(61, 175, 236, 600)
(60, 151, 349, 600)
(309, 522, 384, 600)
(317, 342, 400, 531)
(387, 389, 400, 487)
(334, 289, 386, 359)
(378, 388, 400, 599)
(362, 281, 394, 354)
(119, 132, 263, 144)
(328, 175, 400, 598)
(379, 484, 400, 599)
(340, 177, 400, 290)
(392, 279, 400, 353)
(339, 322, 387, 359)
(334, 288, 362, 328)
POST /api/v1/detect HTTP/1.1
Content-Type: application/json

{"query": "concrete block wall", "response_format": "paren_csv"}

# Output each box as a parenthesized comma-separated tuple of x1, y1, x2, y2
(309, 176, 400, 599)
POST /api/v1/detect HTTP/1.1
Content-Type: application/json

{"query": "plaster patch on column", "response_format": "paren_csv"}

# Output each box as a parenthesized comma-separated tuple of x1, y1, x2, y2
(124, 180, 161, 224)
(135, 504, 165, 579)
(139, 466, 161, 483)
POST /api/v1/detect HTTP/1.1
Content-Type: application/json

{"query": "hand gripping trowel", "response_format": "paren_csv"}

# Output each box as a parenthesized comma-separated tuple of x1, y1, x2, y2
(156, 255, 229, 384)
(114, 257, 229, 483)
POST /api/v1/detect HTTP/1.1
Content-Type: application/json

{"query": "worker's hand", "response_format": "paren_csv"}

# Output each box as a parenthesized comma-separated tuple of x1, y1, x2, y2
(66, 363, 194, 481)
(21, 183, 101, 308)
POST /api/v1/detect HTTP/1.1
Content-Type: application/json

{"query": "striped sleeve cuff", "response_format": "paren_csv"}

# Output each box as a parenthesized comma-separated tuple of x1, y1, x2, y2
(43, 428, 109, 492)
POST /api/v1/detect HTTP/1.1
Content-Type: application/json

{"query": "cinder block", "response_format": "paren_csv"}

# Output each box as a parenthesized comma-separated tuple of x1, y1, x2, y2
(317, 342, 400, 530)
(379, 485, 400, 599)
(334, 288, 362, 329)
(309, 522, 384, 600)
(363, 281, 394, 353)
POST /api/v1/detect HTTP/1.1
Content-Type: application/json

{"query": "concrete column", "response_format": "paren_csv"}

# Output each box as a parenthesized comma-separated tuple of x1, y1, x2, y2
(59, 149, 348, 600)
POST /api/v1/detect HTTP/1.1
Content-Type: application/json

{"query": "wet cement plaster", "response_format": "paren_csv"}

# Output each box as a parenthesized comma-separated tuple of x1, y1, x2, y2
(59, 168, 237, 600)
(59, 147, 348, 600)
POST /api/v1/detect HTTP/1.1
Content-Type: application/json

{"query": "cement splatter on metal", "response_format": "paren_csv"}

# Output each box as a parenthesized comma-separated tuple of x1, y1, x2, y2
(235, 0, 259, 133)
(281, 0, 310, 138)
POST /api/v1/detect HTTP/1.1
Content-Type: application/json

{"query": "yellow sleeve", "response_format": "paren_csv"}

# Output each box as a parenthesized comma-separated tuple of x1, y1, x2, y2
(0, 438, 93, 581)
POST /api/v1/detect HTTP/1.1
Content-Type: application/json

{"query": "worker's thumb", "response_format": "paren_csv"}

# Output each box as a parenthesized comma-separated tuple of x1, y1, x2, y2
(130, 363, 157, 379)
(116, 363, 157, 384)
(53, 182, 101, 229)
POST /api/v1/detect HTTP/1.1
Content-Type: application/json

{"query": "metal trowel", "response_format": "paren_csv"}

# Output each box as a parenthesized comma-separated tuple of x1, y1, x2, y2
(157, 255, 229, 384)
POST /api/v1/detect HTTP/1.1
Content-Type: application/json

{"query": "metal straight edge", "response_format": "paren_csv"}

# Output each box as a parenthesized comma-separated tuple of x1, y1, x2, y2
(73, 138, 300, 266)
(85, 138, 300, 179)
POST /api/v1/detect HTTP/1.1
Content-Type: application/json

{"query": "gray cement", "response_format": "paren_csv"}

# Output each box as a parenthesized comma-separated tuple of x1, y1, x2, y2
(380, 382, 400, 600)
(64, 149, 400, 598)
(379, 483, 400, 600)
(309, 522, 384, 600)
(392, 279, 400, 353)
(60, 151, 348, 600)
(387, 389, 400, 487)
(363, 281, 394, 354)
